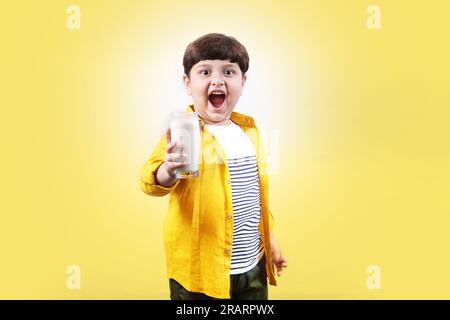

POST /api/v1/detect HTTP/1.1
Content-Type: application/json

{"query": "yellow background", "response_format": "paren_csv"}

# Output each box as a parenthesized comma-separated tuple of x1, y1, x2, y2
(1, 0, 449, 299)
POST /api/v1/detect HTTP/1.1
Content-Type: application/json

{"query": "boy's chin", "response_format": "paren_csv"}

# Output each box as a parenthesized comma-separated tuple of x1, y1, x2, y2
(205, 113, 227, 123)
(204, 107, 232, 124)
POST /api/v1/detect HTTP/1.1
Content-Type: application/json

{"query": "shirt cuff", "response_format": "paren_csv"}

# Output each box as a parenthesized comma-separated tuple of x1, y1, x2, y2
(140, 161, 180, 196)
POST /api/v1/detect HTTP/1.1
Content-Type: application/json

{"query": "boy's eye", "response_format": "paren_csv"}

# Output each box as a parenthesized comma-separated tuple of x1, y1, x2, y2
(225, 70, 235, 76)
(201, 70, 210, 76)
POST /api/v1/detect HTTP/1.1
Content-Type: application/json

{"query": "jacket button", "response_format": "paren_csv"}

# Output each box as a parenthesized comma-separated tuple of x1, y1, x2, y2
(226, 214, 232, 220)
(225, 249, 231, 255)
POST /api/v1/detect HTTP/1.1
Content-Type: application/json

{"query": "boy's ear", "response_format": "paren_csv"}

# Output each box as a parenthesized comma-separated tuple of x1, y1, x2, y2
(240, 73, 247, 96)
(183, 74, 192, 96)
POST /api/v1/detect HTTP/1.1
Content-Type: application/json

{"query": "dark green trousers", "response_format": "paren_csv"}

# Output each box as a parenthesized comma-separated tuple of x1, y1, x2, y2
(169, 256, 268, 300)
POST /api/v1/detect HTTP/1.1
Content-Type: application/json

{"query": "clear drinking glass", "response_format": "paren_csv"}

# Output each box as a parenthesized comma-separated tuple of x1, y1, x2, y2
(170, 112, 201, 178)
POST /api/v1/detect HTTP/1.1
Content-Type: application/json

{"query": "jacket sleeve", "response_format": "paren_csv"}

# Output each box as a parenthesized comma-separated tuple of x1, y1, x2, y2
(139, 133, 181, 197)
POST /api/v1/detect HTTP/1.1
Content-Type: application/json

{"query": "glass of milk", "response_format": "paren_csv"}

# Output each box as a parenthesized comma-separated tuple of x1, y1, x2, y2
(170, 112, 201, 178)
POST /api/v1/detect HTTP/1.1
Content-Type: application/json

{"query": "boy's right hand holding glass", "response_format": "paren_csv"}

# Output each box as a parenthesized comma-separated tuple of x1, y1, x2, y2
(155, 128, 186, 187)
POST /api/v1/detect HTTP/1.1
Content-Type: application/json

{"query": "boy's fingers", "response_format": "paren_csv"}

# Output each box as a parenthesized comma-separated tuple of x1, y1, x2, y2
(166, 141, 177, 153)
(166, 153, 186, 163)
(165, 153, 175, 162)
(272, 259, 288, 277)
(166, 142, 182, 154)
(165, 162, 185, 172)
(166, 154, 187, 166)
(275, 261, 287, 269)
(166, 141, 184, 154)
(275, 264, 283, 276)
(166, 143, 173, 153)
(166, 128, 171, 144)
(277, 266, 283, 276)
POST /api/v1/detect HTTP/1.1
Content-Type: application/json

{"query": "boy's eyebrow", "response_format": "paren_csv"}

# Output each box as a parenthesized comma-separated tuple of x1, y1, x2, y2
(196, 63, 238, 68)
(222, 63, 238, 68)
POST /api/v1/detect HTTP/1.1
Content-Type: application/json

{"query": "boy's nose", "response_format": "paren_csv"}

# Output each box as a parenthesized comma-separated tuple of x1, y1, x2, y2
(211, 79, 224, 86)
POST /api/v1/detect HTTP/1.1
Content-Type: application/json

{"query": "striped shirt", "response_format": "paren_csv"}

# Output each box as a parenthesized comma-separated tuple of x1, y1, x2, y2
(205, 121, 264, 275)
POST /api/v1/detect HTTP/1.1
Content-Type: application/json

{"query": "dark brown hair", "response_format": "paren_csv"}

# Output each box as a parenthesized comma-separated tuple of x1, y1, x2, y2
(183, 33, 249, 78)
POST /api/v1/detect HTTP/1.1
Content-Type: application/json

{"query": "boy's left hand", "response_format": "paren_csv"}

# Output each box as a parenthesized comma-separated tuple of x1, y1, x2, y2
(270, 233, 288, 277)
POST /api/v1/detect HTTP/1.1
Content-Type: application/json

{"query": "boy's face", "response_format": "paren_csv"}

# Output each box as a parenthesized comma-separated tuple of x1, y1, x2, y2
(183, 59, 247, 125)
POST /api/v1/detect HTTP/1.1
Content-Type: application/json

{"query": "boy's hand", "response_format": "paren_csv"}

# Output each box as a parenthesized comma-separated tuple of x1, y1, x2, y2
(270, 233, 288, 277)
(162, 128, 187, 178)
(155, 128, 186, 187)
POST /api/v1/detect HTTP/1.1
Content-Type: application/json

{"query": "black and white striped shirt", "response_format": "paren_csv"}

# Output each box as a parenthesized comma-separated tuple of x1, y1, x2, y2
(205, 121, 264, 275)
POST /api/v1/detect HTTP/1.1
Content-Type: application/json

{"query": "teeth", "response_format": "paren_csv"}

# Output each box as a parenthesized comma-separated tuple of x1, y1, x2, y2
(210, 91, 225, 95)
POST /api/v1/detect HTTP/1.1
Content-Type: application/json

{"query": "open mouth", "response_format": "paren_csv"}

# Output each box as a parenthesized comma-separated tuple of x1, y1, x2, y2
(208, 90, 226, 110)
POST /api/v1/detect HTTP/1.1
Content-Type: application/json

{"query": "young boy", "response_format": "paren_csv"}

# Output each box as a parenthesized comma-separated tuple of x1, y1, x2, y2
(140, 33, 287, 300)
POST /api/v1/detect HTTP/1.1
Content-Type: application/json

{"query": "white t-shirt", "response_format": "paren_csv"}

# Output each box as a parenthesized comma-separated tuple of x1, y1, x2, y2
(205, 121, 264, 275)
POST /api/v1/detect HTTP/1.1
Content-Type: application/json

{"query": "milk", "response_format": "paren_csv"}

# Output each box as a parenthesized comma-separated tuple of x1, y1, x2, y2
(170, 112, 201, 178)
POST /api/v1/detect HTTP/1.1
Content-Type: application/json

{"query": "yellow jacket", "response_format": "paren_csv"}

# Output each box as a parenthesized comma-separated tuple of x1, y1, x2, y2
(140, 105, 277, 298)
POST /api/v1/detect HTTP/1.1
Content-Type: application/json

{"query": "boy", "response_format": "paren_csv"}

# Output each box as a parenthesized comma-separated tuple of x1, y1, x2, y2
(140, 33, 287, 300)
